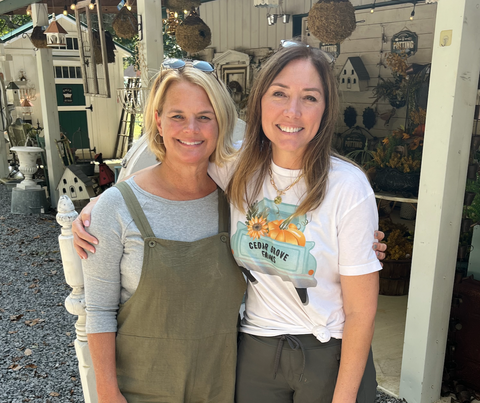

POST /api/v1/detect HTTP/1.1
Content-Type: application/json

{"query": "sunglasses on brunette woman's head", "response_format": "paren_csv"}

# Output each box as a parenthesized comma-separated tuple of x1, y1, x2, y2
(279, 40, 336, 65)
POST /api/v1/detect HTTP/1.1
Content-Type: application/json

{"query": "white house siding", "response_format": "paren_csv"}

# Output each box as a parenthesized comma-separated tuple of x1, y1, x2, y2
(1, 15, 130, 159)
(199, 0, 437, 140)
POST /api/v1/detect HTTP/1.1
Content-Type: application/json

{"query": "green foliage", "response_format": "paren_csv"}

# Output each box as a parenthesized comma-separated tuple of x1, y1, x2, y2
(465, 174, 480, 224)
(0, 15, 32, 37)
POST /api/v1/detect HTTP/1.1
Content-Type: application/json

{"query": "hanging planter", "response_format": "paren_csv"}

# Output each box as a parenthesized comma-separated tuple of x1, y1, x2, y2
(308, 0, 356, 44)
(29, 26, 48, 49)
(92, 31, 116, 65)
(163, 0, 201, 13)
(374, 167, 420, 196)
(176, 10, 211, 54)
(112, 7, 138, 39)
(464, 191, 476, 206)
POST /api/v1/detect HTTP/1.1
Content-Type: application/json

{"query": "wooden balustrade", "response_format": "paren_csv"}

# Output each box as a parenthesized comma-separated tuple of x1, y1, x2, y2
(56, 195, 98, 403)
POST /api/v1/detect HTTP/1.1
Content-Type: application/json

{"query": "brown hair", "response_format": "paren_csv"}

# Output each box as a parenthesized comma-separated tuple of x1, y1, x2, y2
(227, 42, 342, 215)
(144, 66, 238, 165)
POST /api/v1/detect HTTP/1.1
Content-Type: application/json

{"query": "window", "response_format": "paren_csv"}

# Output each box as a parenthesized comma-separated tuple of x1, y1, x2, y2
(54, 65, 83, 79)
(351, 69, 354, 75)
(353, 78, 357, 84)
(343, 69, 347, 75)
(66, 37, 79, 50)
(342, 78, 345, 83)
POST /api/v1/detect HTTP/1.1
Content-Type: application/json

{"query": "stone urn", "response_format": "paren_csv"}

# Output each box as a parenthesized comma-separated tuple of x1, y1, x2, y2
(10, 146, 44, 190)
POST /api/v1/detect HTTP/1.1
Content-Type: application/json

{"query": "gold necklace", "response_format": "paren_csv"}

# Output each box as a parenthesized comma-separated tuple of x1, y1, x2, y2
(268, 167, 304, 205)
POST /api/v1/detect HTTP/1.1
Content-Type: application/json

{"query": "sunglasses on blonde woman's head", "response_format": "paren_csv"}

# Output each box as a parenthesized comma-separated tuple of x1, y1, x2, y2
(160, 58, 222, 86)
(162, 58, 216, 73)
(279, 40, 336, 65)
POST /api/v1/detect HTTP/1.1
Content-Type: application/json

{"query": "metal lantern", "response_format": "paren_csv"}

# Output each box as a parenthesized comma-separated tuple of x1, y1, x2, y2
(21, 98, 33, 123)
(45, 15, 68, 47)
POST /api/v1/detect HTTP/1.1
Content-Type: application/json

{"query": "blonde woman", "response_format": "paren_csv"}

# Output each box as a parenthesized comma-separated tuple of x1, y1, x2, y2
(82, 62, 245, 403)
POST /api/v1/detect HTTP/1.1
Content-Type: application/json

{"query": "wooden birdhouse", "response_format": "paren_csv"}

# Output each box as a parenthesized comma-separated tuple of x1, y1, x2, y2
(339, 57, 370, 92)
(57, 165, 98, 201)
(44, 15, 68, 47)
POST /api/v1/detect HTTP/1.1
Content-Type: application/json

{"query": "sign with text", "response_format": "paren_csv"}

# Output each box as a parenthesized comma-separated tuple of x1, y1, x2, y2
(391, 30, 418, 56)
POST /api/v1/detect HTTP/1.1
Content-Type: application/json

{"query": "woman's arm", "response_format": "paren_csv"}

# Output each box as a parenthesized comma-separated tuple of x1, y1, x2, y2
(332, 272, 379, 403)
(88, 333, 127, 403)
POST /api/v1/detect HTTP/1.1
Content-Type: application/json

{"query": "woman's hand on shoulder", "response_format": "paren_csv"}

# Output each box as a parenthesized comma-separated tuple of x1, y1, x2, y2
(72, 197, 100, 259)
(374, 230, 387, 261)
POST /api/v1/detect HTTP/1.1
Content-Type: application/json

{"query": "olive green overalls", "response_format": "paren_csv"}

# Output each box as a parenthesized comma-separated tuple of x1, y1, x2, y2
(114, 182, 246, 403)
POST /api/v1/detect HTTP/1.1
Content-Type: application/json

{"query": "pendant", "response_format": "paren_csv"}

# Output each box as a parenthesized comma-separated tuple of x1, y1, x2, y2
(274, 196, 282, 204)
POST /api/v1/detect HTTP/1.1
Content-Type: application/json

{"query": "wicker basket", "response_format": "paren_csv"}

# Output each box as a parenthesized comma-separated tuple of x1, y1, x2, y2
(379, 259, 411, 296)
(112, 7, 138, 39)
(308, 0, 356, 44)
(176, 13, 211, 53)
(30, 26, 47, 49)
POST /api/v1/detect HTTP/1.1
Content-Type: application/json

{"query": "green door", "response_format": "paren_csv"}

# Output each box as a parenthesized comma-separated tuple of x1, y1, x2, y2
(58, 110, 90, 149)
(56, 83, 90, 149)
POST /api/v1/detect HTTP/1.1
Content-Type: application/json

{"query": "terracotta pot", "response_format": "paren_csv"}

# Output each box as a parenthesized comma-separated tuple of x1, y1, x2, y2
(472, 134, 480, 151)
(461, 218, 473, 233)
(467, 163, 478, 180)
(464, 191, 476, 206)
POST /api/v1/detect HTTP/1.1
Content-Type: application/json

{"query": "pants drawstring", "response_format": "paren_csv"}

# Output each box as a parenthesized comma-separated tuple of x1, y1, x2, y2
(273, 335, 306, 382)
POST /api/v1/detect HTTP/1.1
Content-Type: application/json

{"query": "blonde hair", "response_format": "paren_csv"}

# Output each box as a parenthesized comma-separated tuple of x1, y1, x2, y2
(143, 66, 238, 165)
(227, 42, 342, 216)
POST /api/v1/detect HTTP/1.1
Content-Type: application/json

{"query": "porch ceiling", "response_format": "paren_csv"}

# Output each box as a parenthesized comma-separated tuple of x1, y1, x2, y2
(0, 0, 216, 16)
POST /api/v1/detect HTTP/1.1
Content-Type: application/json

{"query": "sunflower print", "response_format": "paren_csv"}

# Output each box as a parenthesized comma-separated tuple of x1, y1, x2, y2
(247, 216, 269, 240)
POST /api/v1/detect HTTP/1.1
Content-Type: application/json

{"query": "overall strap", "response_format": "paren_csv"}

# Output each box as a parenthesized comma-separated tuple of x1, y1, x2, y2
(115, 181, 155, 239)
(217, 189, 230, 234)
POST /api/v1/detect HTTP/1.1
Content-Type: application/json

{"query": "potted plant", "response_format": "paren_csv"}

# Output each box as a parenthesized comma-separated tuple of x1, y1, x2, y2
(373, 53, 409, 108)
(378, 219, 414, 295)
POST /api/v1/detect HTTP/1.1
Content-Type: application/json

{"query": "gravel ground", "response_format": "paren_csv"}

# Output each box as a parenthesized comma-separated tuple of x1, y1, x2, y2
(0, 184, 82, 402)
(0, 182, 406, 403)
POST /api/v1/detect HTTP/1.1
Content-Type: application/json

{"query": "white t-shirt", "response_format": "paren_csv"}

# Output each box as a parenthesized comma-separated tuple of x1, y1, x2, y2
(209, 156, 382, 342)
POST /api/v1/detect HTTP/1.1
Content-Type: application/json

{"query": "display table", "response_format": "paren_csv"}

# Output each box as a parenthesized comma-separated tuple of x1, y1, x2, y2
(375, 192, 418, 212)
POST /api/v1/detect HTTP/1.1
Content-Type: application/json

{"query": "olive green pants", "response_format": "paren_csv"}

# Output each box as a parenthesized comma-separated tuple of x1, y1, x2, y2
(235, 333, 377, 403)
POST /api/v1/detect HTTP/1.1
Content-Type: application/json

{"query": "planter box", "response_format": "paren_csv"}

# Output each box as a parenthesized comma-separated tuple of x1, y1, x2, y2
(379, 259, 411, 296)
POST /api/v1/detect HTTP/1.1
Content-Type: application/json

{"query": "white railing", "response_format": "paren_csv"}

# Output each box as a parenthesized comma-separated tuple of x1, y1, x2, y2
(56, 195, 97, 403)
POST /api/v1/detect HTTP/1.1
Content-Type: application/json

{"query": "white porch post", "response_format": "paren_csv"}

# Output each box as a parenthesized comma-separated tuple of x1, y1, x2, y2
(400, 1, 480, 403)
(31, 3, 64, 207)
(136, 0, 164, 85)
(57, 196, 97, 403)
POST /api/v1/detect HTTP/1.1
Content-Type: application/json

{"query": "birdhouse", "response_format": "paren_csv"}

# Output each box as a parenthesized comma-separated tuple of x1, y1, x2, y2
(339, 57, 370, 92)
(57, 165, 98, 201)
(44, 15, 68, 47)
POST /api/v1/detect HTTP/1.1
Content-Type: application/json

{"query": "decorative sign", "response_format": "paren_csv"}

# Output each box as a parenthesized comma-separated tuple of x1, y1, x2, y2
(391, 30, 418, 56)
(319, 42, 340, 59)
(343, 131, 366, 154)
(63, 87, 73, 104)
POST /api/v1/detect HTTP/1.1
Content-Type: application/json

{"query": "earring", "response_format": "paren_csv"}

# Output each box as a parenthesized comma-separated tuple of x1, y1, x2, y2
(154, 132, 163, 145)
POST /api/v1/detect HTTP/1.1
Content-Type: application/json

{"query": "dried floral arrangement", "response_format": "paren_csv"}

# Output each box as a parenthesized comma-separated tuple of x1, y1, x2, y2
(379, 219, 413, 260)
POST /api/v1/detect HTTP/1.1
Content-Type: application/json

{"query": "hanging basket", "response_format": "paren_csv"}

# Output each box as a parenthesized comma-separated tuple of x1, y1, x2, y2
(163, 0, 201, 13)
(112, 7, 138, 39)
(308, 0, 356, 44)
(92, 31, 116, 65)
(176, 13, 211, 54)
(30, 26, 48, 49)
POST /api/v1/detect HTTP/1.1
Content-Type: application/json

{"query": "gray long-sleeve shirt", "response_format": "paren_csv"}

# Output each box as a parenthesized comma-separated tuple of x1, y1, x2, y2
(83, 177, 219, 334)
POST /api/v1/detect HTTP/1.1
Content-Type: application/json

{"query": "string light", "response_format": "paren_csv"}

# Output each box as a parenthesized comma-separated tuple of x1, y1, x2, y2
(370, 0, 376, 13)
(89, 0, 95, 10)
(26, 5, 32, 16)
(63, 4, 68, 15)
(70, 0, 77, 11)
(125, 0, 132, 11)
(410, 0, 417, 20)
